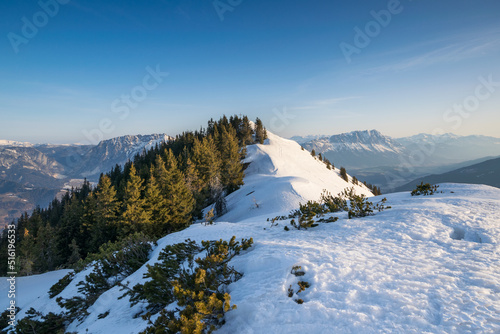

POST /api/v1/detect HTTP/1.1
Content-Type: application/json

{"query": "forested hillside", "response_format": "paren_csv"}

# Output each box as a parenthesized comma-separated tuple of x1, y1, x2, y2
(0, 116, 267, 276)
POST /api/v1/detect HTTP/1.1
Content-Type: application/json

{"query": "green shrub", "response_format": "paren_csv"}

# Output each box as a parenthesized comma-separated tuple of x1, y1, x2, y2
(0, 307, 20, 333)
(58, 233, 154, 323)
(49, 272, 75, 298)
(122, 236, 253, 334)
(411, 182, 439, 196)
(14, 308, 68, 334)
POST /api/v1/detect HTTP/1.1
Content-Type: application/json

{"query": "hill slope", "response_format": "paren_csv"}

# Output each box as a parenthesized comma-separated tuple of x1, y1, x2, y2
(221, 131, 373, 222)
(1, 134, 499, 333)
(396, 157, 500, 191)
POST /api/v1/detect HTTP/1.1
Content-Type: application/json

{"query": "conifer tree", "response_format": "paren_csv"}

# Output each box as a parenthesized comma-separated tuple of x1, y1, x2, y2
(311, 149, 316, 157)
(89, 175, 119, 252)
(340, 167, 349, 182)
(121, 164, 149, 236)
(163, 149, 195, 233)
(239, 116, 254, 146)
(220, 126, 244, 193)
(191, 136, 221, 186)
(144, 166, 169, 237)
(255, 118, 266, 144)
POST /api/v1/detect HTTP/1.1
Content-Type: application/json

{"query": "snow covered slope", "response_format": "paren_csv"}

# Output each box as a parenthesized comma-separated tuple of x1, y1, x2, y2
(1, 132, 499, 334)
(220, 131, 373, 222)
(2, 183, 499, 333)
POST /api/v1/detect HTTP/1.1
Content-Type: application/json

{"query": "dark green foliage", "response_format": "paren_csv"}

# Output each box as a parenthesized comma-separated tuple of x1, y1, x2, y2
(58, 233, 153, 323)
(290, 213, 318, 230)
(97, 311, 110, 319)
(0, 307, 19, 333)
(287, 285, 294, 298)
(287, 265, 309, 305)
(271, 187, 390, 228)
(411, 182, 439, 196)
(49, 272, 75, 298)
(321, 190, 348, 212)
(340, 167, 349, 182)
(123, 236, 253, 334)
(2, 115, 252, 276)
(348, 195, 390, 219)
(14, 308, 67, 334)
(254, 118, 267, 144)
(311, 149, 316, 157)
(291, 266, 305, 277)
(347, 194, 374, 219)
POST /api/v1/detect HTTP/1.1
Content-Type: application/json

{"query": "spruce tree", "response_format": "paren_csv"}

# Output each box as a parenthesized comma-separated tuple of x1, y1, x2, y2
(220, 126, 244, 193)
(121, 164, 149, 236)
(255, 118, 266, 144)
(240, 116, 254, 146)
(340, 167, 349, 182)
(163, 149, 195, 233)
(144, 166, 169, 237)
(89, 175, 119, 252)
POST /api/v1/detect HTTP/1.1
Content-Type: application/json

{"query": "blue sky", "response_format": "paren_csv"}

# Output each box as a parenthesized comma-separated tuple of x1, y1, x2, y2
(1, 0, 499, 144)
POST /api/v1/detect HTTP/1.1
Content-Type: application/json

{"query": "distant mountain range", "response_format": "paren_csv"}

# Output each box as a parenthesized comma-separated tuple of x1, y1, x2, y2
(293, 130, 500, 191)
(0, 134, 171, 227)
(395, 157, 500, 192)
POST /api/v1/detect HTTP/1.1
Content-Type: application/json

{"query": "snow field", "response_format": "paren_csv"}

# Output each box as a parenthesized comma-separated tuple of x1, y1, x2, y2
(1, 129, 499, 333)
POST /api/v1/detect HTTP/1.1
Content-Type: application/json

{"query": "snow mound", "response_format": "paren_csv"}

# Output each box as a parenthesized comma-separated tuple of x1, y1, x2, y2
(221, 131, 373, 222)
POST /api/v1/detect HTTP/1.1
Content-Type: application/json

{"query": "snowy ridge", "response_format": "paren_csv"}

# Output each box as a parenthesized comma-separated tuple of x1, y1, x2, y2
(220, 131, 373, 222)
(0, 140, 34, 147)
(1, 133, 500, 334)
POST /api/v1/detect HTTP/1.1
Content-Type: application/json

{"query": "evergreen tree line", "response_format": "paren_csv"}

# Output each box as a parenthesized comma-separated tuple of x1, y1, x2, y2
(0, 115, 267, 276)
(309, 148, 381, 195)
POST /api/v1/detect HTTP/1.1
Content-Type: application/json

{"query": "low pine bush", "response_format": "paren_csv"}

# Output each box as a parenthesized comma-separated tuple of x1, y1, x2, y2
(122, 236, 254, 334)
(411, 182, 439, 196)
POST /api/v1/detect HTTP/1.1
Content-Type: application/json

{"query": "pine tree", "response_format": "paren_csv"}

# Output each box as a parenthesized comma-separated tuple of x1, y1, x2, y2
(340, 167, 349, 182)
(163, 149, 195, 233)
(219, 126, 244, 193)
(239, 116, 254, 146)
(255, 118, 266, 144)
(192, 136, 221, 184)
(121, 164, 149, 236)
(144, 166, 169, 237)
(311, 149, 316, 157)
(89, 175, 119, 252)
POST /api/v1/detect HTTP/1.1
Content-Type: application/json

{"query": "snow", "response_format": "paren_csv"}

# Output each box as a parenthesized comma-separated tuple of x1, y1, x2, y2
(220, 131, 373, 222)
(1, 131, 500, 334)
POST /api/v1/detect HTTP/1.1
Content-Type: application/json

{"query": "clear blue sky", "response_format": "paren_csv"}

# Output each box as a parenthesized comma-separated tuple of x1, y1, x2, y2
(1, 0, 499, 144)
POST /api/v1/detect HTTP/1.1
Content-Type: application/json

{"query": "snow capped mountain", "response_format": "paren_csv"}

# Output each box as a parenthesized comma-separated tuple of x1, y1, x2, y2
(0, 140, 34, 147)
(0, 134, 171, 227)
(74, 134, 172, 179)
(2, 131, 499, 333)
(296, 130, 500, 191)
(300, 130, 406, 174)
(304, 130, 404, 154)
(288, 135, 328, 145)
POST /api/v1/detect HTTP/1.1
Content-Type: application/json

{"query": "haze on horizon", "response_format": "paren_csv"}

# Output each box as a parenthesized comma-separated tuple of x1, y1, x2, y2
(1, 0, 499, 144)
